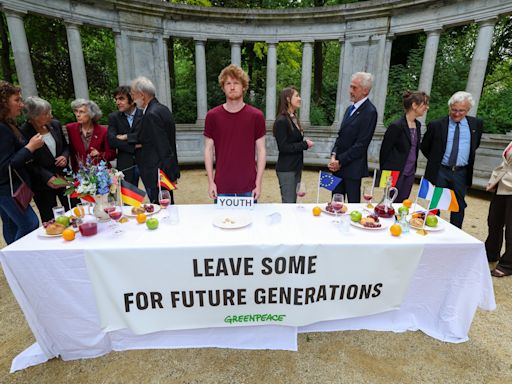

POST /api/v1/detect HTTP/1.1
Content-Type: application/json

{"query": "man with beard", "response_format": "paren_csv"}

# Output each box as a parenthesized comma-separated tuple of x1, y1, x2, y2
(204, 64, 266, 200)
(130, 77, 179, 203)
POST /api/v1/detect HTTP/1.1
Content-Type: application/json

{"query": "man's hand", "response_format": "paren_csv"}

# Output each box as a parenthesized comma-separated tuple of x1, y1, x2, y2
(328, 156, 340, 172)
(208, 182, 218, 199)
(252, 184, 261, 200)
(54, 156, 67, 167)
(116, 134, 128, 141)
(135, 144, 142, 149)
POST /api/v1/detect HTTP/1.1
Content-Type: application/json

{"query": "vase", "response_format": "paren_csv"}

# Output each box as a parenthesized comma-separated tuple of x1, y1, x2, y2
(92, 194, 110, 222)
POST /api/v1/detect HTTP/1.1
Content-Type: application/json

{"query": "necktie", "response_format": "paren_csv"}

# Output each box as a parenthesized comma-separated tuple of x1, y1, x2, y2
(447, 122, 460, 167)
(343, 105, 355, 122)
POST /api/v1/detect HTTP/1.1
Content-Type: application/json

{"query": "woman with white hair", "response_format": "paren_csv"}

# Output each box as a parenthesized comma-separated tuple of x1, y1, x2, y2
(66, 98, 115, 172)
(20, 96, 70, 222)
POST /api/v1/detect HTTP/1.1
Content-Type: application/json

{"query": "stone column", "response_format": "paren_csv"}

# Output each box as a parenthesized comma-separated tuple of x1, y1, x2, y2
(194, 38, 207, 123)
(265, 41, 278, 122)
(300, 40, 314, 126)
(466, 18, 497, 116)
(230, 40, 242, 66)
(333, 37, 345, 128)
(375, 34, 394, 128)
(3, 9, 37, 96)
(113, 30, 125, 85)
(162, 37, 173, 111)
(418, 28, 442, 125)
(65, 22, 89, 100)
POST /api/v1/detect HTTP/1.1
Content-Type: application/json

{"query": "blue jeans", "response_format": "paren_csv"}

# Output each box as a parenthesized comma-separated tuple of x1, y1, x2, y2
(0, 195, 39, 245)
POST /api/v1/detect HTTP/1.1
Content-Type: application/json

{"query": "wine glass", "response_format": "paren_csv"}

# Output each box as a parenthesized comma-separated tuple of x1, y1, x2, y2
(108, 205, 123, 234)
(362, 185, 373, 208)
(159, 190, 171, 221)
(331, 193, 344, 223)
(296, 182, 307, 208)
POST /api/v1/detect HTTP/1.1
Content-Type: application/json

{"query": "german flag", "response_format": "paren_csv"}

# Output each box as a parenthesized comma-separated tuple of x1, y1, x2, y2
(375, 170, 400, 188)
(159, 169, 177, 191)
(120, 180, 146, 207)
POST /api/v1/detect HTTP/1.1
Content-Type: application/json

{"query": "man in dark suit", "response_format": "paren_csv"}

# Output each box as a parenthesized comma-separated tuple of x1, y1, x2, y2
(107, 86, 143, 186)
(421, 91, 483, 229)
(130, 77, 180, 204)
(328, 72, 378, 202)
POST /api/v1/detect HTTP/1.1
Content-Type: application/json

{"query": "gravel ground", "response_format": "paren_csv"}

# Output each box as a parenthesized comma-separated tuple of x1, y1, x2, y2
(0, 168, 511, 383)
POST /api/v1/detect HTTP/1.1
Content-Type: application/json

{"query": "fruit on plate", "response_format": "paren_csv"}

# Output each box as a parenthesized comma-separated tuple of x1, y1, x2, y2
(325, 202, 348, 214)
(55, 215, 70, 227)
(136, 213, 147, 224)
(62, 228, 76, 241)
(390, 223, 402, 236)
(144, 203, 155, 213)
(425, 214, 438, 227)
(312, 206, 321, 216)
(131, 206, 145, 215)
(45, 223, 66, 235)
(359, 214, 381, 228)
(410, 217, 424, 227)
(350, 210, 362, 222)
(146, 217, 159, 230)
(402, 199, 412, 208)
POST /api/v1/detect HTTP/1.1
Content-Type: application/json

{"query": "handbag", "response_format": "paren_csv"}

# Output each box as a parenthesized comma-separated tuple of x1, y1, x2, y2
(9, 165, 34, 211)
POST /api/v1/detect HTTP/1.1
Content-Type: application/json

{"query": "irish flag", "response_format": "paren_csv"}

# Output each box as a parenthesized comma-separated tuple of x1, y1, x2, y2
(418, 179, 459, 212)
(375, 170, 400, 188)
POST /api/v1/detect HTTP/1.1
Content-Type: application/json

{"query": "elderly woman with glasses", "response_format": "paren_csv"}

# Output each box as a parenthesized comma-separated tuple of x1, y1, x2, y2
(0, 81, 44, 244)
(66, 98, 115, 172)
(20, 96, 70, 222)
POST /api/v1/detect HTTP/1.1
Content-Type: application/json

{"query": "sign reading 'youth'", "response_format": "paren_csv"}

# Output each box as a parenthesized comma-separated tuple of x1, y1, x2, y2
(85, 244, 423, 334)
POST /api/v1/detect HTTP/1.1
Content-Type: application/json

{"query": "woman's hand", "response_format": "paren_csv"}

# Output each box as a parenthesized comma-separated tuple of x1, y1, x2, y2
(89, 147, 100, 157)
(25, 133, 44, 152)
(54, 156, 67, 167)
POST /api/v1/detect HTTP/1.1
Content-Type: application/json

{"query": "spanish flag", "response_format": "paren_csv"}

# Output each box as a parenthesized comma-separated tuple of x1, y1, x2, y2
(159, 169, 177, 191)
(120, 180, 146, 207)
(375, 170, 400, 188)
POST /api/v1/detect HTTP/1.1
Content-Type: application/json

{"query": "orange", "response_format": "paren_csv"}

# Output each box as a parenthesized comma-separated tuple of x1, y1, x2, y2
(73, 206, 84, 217)
(62, 228, 75, 241)
(136, 213, 147, 224)
(312, 206, 321, 216)
(402, 199, 412, 208)
(390, 223, 402, 237)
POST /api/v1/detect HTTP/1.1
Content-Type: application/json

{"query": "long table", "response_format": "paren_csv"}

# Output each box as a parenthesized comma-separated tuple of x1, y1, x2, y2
(0, 203, 495, 372)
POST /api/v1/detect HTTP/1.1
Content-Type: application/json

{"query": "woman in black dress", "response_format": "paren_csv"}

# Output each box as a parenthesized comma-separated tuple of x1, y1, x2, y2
(273, 86, 314, 203)
(379, 91, 430, 203)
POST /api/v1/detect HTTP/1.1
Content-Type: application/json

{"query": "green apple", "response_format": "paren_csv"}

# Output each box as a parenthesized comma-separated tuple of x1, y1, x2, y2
(350, 210, 362, 222)
(55, 215, 70, 227)
(146, 217, 159, 230)
(425, 215, 438, 227)
(398, 206, 409, 216)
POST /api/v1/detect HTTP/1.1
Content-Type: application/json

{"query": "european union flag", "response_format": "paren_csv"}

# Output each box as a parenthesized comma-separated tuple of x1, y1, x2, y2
(319, 171, 342, 191)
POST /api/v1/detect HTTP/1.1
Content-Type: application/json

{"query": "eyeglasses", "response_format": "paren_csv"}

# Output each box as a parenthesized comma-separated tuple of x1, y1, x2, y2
(450, 108, 468, 114)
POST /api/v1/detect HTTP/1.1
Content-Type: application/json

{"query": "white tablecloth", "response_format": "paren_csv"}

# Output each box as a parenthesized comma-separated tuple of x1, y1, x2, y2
(0, 203, 495, 372)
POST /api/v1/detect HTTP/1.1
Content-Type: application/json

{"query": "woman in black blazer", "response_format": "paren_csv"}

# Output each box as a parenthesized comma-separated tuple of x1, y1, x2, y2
(273, 86, 314, 203)
(379, 91, 430, 203)
(21, 97, 70, 222)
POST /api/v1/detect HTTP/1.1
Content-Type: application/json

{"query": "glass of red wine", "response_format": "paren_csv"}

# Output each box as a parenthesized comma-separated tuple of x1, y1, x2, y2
(331, 193, 344, 223)
(159, 190, 171, 220)
(108, 205, 123, 234)
(362, 185, 373, 208)
(296, 182, 307, 208)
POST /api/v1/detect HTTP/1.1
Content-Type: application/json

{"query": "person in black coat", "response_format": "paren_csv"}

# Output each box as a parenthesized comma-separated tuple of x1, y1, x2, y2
(107, 86, 143, 185)
(273, 86, 314, 203)
(328, 72, 377, 203)
(130, 76, 180, 204)
(0, 82, 43, 244)
(421, 91, 483, 228)
(379, 91, 430, 203)
(20, 97, 70, 223)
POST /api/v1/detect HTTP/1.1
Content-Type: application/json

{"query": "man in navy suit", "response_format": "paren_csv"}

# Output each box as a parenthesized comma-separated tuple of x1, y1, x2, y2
(421, 91, 483, 228)
(107, 86, 143, 186)
(130, 77, 180, 204)
(328, 72, 378, 203)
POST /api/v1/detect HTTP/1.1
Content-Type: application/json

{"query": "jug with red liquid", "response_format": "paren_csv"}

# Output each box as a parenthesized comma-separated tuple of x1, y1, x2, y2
(374, 176, 398, 218)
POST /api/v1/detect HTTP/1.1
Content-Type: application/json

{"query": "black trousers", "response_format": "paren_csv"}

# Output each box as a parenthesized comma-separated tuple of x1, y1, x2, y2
(33, 187, 70, 223)
(332, 177, 361, 203)
(436, 166, 468, 228)
(485, 193, 512, 270)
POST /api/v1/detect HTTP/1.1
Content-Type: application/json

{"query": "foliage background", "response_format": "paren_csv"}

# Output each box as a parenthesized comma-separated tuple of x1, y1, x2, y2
(0, 5, 510, 133)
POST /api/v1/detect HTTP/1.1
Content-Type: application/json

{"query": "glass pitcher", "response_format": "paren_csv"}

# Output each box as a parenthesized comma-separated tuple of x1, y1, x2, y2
(374, 176, 398, 218)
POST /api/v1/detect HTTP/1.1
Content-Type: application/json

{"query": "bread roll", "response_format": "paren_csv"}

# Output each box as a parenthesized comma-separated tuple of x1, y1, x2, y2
(46, 223, 66, 235)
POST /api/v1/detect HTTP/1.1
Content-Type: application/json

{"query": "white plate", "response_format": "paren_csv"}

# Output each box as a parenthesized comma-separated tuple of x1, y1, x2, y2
(37, 226, 78, 238)
(321, 206, 349, 216)
(350, 221, 387, 230)
(212, 214, 252, 229)
(122, 204, 161, 217)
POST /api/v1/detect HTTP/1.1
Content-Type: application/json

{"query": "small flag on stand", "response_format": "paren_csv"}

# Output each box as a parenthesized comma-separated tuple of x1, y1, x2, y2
(375, 170, 400, 188)
(319, 171, 342, 191)
(418, 179, 459, 212)
(120, 180, 146, 207)
(159, 169, 177, 191)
